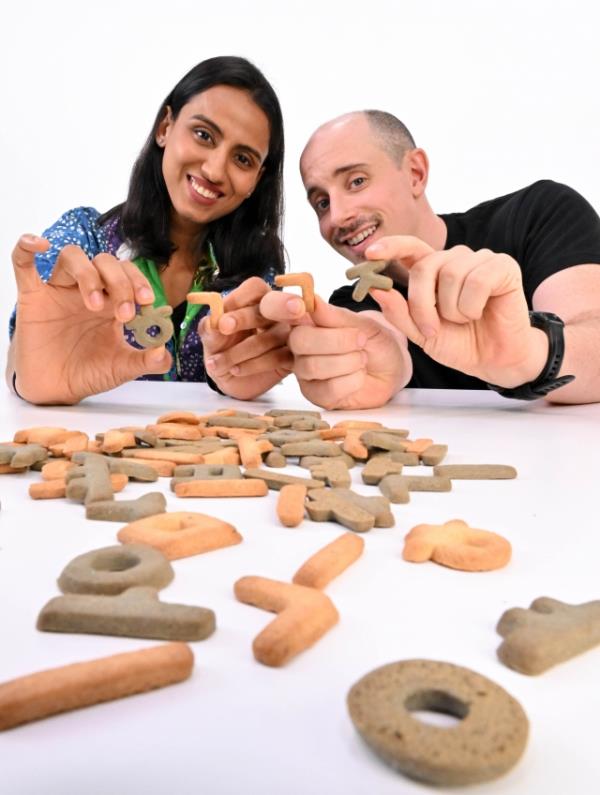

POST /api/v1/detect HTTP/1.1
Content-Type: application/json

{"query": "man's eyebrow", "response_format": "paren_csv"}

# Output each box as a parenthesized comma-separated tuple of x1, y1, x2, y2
(306, 163, 369, 202)
(190, 114, 264, 163)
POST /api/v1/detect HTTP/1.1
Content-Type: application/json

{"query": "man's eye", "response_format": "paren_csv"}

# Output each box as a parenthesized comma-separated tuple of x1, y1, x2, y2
(315, 198, 329, 213)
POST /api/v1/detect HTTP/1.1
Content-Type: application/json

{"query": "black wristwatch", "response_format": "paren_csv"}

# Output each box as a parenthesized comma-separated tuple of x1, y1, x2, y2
(486, 311, 575, 400)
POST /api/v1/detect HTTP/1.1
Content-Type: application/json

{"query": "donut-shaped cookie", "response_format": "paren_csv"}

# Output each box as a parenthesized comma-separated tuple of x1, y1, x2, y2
(347, 659, 528, 786)
(57, 543, 174, 595)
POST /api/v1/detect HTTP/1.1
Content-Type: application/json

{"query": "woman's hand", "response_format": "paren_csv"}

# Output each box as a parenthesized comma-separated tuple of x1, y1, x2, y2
(199, 277, 294, 400)
(9, 234, 172, 404)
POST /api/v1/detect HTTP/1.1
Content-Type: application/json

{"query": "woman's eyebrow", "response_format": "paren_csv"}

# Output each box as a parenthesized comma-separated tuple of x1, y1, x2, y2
(190, 114, 264, 163)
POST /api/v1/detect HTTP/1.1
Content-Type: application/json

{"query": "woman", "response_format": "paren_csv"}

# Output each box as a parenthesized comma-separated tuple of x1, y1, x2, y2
(7, 55, 292, 404)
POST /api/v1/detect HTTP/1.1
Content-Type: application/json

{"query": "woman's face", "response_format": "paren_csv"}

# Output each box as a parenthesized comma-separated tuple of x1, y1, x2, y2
(157, 85, 270, 238)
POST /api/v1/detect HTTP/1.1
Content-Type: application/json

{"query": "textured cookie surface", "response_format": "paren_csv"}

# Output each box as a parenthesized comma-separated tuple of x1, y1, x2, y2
(347, 659, 528, 786)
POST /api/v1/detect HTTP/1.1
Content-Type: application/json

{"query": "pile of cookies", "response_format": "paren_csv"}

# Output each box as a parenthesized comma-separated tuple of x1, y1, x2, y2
(1, 407, 598, 788)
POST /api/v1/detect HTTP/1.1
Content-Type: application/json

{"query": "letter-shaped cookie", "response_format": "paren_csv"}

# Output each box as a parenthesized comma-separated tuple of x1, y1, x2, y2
(347, 659, 528, 786)
(402, 519, 511, 571)
(57, 543, 174, 595)
(345, 259, 393, 302)
(117, 511, 242, 560)
(37, 586, 215, 641)
(186, 291, 224, 329)
(0, 643, 193, 731)
(306, 488, 394, 533)
(274, 272, 315, 313)
(292, 533, 364, 589)
(234, 576, 338, 666)
(125, 304, 174, 348)
(496, 597, 600, 674)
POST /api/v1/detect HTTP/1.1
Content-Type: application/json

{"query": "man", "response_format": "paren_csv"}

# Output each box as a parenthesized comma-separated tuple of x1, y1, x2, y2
(256, 111, 600, 409)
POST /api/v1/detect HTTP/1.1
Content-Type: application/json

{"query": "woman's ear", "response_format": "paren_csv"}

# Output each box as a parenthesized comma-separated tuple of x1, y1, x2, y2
(155, 107, 174, 147)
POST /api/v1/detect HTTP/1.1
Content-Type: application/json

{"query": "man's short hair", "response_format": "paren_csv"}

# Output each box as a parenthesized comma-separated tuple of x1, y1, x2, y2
(363, 110, 416, 165)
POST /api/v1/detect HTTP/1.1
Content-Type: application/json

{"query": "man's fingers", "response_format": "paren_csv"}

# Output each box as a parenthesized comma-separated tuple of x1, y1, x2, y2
(216, 304, 272, 335)
(365, 235, 435, 267)
(370, 288, 425, 347)
(222, 276, 271, 311)
(288, 324, 367, 356)
(11, 234, 50, 293)
(260, 290, 308, 324)
(294, 351, 367, 381)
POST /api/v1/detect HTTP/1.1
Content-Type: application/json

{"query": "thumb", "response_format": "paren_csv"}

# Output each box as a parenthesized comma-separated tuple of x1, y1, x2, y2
(12, 234, 50, 293)
(124, 345, 173, 380)
(309, 295, 372, 329)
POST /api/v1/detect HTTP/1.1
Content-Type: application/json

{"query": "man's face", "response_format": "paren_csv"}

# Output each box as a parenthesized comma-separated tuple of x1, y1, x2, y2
(301, 116, 419, 263)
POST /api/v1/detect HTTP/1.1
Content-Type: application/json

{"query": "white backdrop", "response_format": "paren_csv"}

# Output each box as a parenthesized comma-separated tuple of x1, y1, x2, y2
(1, 0, 599, 362)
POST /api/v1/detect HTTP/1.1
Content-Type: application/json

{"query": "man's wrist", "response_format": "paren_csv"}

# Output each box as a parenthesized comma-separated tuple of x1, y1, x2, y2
(486, 312, 575, 400)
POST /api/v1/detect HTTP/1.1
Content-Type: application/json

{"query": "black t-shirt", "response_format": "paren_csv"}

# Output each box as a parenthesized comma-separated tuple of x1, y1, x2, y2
(329, 180, 600, 389)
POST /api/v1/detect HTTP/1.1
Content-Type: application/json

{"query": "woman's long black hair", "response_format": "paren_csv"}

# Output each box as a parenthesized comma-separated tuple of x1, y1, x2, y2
(101, 56, 285, 289)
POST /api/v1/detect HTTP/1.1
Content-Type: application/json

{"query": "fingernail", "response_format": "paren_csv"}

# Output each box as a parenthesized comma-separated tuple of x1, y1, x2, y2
(367, 242, 383, 253)
(148, 347, 166, 363)
(357, 332, 367, 348)
(138, 287, 154, 303)
(219, 316, 236, 333)
(421, 325, 437, 339)
(205, 357, 216, 371)
(22, 233, 40, 243)
(287, 298, 304, 315)
(118, 302, 135, 321)
(89, 290, 103, 309)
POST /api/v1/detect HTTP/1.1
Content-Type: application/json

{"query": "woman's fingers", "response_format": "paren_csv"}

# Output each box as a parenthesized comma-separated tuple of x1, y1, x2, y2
(50, 247, 154, 320)
(11, 234, 50, 293)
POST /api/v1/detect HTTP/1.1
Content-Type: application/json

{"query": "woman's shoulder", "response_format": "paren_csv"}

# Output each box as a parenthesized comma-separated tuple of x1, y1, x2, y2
(42, 206, 123, 258)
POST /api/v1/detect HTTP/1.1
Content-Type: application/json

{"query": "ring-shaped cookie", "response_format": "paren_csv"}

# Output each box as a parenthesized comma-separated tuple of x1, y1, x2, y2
(347, 659, 528, 786)
(57, 543, 174, 595)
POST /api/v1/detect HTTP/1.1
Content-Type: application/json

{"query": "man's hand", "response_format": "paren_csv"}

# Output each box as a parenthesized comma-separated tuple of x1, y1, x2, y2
(199, 277, 294, 400)
(366, 235, 549, 387)
(10, 235, 171, 404)
(260, 291, 411, 410)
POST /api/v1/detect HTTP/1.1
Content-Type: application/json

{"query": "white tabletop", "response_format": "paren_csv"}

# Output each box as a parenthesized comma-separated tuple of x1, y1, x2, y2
(0, 379, 599, 794)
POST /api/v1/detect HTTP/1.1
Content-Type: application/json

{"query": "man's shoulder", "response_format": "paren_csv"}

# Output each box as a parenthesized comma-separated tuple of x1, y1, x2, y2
(447, 180, 578, 219)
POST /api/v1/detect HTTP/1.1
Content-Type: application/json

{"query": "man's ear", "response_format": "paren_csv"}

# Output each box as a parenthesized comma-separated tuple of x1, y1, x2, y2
(405, 148, 430, 197)
(155, 106, 174, 147)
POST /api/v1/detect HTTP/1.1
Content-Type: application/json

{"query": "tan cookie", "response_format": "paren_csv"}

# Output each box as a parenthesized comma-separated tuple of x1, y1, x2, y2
(13, 427, 70, 447)
(186, 291, 223, 328)
(419, 444, 448, 465)
(292, 533, 364, 589)
(125, 304, 174, 348)
(37, 586, 215, 642)
(29, 473, 128, 500)
(0, 443, 48, 469)
(347, 659, 528, 786)
(0, 643, 193, 731)
(85, 492, 167, 521)
(307, 459, 351, 488)
(362, 456, 404, 484)
(379, 473, 451, 503)
(403, 519, 511, 571)
(243, 468, 324, 491)
(497, 597, 600, 674)
(117, 511, 242, 559)
(58, 543, 174, 595)
(156, 410, 201, 425)
(345, 259, 393, 301)
(234, 576, 338, 666)
(306, 488, 394, 533)
(276, 484, 307, 527)
(274, 272, 315, 313)
(434, 464, 518, 479)
(145, 423, 205, 441)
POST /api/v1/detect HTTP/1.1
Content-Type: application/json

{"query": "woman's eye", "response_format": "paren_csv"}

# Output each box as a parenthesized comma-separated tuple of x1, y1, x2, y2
(350, 177, 365, 188)
(194, 128, 212, 143)
(236, 153, 252, 167)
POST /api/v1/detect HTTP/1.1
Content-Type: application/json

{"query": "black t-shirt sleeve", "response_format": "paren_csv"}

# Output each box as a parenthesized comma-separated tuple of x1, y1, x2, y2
(328, 284, 380, 312)
(514, 181, 600, 299)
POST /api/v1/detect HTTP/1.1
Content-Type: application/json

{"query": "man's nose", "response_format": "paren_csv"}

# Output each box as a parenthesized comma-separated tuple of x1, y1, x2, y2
(328, 193, 356, 232)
